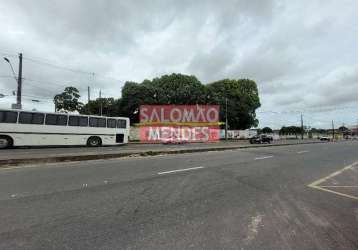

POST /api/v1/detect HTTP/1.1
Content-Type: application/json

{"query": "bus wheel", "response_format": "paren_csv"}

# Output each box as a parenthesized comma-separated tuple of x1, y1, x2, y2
(87, 136, 102, 147)
(0, 136, 13, 149)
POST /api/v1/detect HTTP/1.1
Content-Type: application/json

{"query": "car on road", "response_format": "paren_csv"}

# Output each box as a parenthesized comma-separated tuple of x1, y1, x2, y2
(319, 136, 331, 141)
(249, 135, 273, 144)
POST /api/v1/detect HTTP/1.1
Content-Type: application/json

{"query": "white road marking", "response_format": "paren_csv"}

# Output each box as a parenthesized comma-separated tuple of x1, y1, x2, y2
(309, 162, 357, 187)
(158, 166, 205, 175)
(308, 161, 358, 201)
(319, 185, 358, 188)
(254, 156, 273, 160)
(244, 214, 264, 244)
(297, 150, 309, 154)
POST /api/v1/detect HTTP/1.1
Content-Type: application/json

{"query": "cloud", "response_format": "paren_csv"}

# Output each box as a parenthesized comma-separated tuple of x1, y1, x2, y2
(305, 64, 358, 107)
(0, 0, 358, 128)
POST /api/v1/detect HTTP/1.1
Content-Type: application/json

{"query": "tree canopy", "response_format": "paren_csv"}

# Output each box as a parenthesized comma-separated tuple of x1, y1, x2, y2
(338, 126, 349, 132)
(80, 97, 118, 116)
(279, 126, 303, 138)
(74, 73, 261, 129)
(53, 87, 83, 112)
(262, 127, 273, 134)
(117, 74, 261, 129)
(205, 79, 260, 129)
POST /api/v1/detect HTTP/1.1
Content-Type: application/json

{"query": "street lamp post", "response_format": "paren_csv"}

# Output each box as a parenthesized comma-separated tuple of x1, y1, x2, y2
(3, 57, 17, 81)
(3, 53, 23, 109)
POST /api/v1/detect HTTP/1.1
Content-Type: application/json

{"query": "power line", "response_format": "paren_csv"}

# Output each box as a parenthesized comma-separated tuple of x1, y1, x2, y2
(0, 92, 52, 101)
(0, 51, 17, 58)
(3, 50, 124, 82)
(23, 57, 92, 76)
(258, 105, 358, 115)
(22, 94, 53, 100)
(23, 77, 84, 89)
(23, 78, 112, 99)
(22, 56, 124, 82)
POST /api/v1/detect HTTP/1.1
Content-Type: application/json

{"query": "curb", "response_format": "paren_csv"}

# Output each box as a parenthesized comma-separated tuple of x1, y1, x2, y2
(0, 141, 325, 167)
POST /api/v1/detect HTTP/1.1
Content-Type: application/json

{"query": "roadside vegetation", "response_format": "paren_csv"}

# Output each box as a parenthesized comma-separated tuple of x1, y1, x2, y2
(53, 73, 261, 129)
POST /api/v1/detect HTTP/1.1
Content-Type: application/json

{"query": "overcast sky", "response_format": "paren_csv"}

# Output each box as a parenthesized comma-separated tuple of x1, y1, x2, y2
(1, 0, 358, 129)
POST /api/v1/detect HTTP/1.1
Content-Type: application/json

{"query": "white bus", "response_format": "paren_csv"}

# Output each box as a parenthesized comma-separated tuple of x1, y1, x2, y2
(0, 109, 130, 149)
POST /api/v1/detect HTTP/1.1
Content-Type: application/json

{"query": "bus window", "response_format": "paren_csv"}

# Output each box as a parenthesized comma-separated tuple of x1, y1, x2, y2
(117, 119, 127, 128)
(89, 117, 97, 127)
(69, 116, 80, 126)
(79, 117, 88, 127)
(46, 114, 67, 126)
(90, 117, 106, 127)
(19, 112, 32, 124)
(45, 114, 57, 125)
(57, 115, 68, 126)
(0, 111, 18, 123)
(98, 118, 106, 127)
(107, 118, 116, 128)
(32, 113, 45, 124)
(19, 112, 44, 124)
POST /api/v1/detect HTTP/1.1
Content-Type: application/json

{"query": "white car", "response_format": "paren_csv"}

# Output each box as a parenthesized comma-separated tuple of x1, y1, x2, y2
(319, 136, 331, 141)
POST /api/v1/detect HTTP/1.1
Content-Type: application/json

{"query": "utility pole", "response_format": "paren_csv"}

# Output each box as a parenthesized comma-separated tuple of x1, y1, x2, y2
(300, 113, 304, 140)
(99, 89, 102, 116)
(87, 86, 91, 114)
(16, 53, 22, 108)
(332, 120, 335, 141)
(225, 97, 228, 141)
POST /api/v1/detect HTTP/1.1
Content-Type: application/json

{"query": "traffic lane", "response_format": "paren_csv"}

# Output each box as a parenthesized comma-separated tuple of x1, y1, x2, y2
(1, 144, 358, 249)
(116, 141, 358, 249)
(208, 141, 358, 193)
(0, 141, 354, 201)
(0, 139, 320, 160)
(0, 167, 272, 249)
(0, 141, 250, 160)
(243, 141, 358, 187)
(0, 147, 273, 200)
(2, 167, 354, 249)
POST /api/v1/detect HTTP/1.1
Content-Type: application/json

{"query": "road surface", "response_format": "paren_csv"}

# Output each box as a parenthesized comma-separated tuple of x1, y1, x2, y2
(0, 139, 319, 161)
(0, 141, 357, 249)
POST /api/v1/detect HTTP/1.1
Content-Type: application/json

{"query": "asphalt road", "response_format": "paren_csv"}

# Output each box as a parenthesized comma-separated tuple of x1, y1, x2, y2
(0, 141, 357, 249)
(0, 139, 319, 161)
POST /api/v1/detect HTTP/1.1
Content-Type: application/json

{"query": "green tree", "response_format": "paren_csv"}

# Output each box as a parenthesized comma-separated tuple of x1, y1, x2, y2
(338, 126, 349, 132)
(149, 73, 206, 104)
(279, 126, 287, 135)
(206, 79, 261, 129)
(118, 74, 208, 123)
(54, 87, 83, 112)
(115, 73, 261, 127)
(118, 81, 149, 123)
(280, 126, 302, 138)
(262, 127, 273, 134)
(80, 97, 118, 116)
